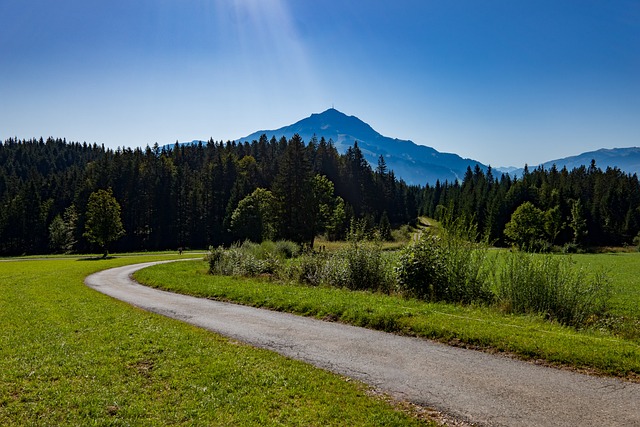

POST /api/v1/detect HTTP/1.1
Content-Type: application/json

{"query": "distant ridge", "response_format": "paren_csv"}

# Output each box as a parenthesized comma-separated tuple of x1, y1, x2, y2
(237, 108, 488, 185)
(501, 147, 640, 177)
(172, 110, 640, 184)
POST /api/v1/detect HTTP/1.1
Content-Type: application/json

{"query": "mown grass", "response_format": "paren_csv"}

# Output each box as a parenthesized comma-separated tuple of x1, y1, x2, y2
(135, 257, 640, 379)
(0, 255, 429, 426)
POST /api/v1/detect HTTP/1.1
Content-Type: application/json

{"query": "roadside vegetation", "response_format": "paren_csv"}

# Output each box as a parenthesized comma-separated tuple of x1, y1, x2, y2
(135, 224, 640, 379)
(207, 219, 612, 328)
(0, 255, 430, 426)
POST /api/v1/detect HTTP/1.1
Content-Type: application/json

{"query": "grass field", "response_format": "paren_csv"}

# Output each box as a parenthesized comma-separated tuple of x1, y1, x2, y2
(0, 255, 429, 426)
(135, 253, 640, 380)
(572, 253, 640, 317)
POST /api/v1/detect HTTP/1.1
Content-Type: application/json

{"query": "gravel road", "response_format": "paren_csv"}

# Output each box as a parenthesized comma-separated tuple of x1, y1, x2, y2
(85, 261, 640, 426)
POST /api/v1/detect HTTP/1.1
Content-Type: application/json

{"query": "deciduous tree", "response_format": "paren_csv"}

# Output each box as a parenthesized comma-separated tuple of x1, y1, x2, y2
(504, 201, 546, 251)
(84, 188, 125, 258)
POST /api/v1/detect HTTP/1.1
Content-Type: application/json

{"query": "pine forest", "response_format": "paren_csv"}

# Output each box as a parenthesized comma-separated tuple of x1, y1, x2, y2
(2, 136, 640, 256)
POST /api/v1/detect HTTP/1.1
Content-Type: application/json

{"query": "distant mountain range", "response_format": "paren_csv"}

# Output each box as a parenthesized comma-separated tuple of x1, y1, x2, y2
(237, 108, 487, 185)
(503, 147, 640, 177)
(179, 109, 640, 185)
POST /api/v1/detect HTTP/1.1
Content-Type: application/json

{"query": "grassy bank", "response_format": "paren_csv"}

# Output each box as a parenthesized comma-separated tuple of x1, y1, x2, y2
(135, 256, 640, 379)
(0, 255, 428, 426)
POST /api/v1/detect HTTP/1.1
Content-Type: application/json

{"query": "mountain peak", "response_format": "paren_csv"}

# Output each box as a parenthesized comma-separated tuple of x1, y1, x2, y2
(308, 107, 349, 123)
(298, 108, 380, 141)
(314, 107, 347, 117)
(236, 109, 487, 185)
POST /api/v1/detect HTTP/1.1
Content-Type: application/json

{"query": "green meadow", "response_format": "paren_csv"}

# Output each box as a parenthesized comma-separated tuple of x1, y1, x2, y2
(0, 255, 428, 426)
(135, 252, 640, 379)
(572, 253, 640, 316)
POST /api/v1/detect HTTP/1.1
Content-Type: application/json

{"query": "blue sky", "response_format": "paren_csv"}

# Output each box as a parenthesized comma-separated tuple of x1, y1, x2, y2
(1, 0, 638, 167)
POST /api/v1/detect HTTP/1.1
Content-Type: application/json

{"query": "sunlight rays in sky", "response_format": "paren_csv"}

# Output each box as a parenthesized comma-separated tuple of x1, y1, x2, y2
(1, 1, 638, 167)
(212, 0, 322, 125)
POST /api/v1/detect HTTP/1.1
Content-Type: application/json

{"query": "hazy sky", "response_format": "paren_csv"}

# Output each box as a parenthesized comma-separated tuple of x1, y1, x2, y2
(1, 1, 638, 167)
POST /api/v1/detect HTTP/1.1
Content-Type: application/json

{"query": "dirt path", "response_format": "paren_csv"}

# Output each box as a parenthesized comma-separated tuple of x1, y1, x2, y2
(85, 261, 640, 427)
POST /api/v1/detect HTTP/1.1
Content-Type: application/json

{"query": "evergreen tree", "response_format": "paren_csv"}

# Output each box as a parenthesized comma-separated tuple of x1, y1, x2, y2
(272, 134, 314, 245)
(569, 198, 588, 246)
(48, 204, 78, 253)
(379, 211, 393, 241)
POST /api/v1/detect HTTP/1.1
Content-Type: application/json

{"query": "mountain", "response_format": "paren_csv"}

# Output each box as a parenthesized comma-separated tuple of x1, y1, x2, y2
(237, 108, 487, 185)
(501, 147, 640, 177)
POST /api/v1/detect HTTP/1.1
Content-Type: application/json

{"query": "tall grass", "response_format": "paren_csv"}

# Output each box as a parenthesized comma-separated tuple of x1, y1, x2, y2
(335, 237, 395, 292)
(288, 238, 395, 292)
(207, 240, 300, 276)
(208, 226, 611, 329)
(495, 251, 611, 326)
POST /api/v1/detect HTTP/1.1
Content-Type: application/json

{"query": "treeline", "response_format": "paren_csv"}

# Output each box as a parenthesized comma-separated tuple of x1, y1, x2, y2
(3, 136, 640, 255)
(418, 163, 640, 249)
(0, 136, 417, 255)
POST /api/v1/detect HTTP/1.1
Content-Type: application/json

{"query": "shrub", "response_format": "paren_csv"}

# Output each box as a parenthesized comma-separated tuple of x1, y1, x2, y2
(562, 243, 581, 254)
(396, 233, 446, 300)
(275, 240, 301, 258)
(206, 245, 225, 273)
(207, 240, 300, 277)
(321, 254, 350, 288)
(396, 227, 493, 304)
(289, 221, 395, 292)
(495, 252, 611, 326)
(286, 251, 331, 286)
(207, 243, 266, 276)
(338, 237, 394, 292)
(391, 224, 412, 242)
(213, 235, 395, 293)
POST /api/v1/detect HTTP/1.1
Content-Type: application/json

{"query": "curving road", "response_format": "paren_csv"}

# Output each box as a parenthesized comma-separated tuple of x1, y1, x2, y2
(85, 261, 640, 427)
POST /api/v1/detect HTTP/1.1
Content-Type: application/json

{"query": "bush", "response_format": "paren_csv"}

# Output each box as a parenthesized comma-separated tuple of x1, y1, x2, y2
(207, 236, 391, 294)
(286, 235, 394, 292)
(562, 243, 581, 254)
(206, 245, 225, 273)
(241, 240, 298, 260)
(275, 240, 301, 258)
(396, 228, 493, 304)
(207, 243, 266, 276)
(396, 233, 446, 300)
(207, 245, 263, 276)
(495, 252, 611, 326)
(321, 254, 350, 288)
(391, 224, 413, 242)
(207, 240, 301, 277)
(339, 237, 394, 292)
(286, 251, 331, 286)
(439, 233, 494, 304)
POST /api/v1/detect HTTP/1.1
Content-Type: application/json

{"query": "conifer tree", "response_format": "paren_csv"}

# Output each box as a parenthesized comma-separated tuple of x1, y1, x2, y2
(272, 134, 314, 245)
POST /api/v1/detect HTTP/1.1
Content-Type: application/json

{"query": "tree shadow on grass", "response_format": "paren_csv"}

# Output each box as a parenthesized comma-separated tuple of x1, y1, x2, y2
(76, 256, 117, 261)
